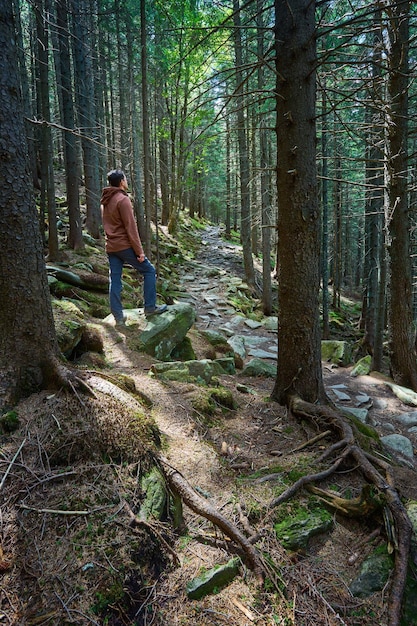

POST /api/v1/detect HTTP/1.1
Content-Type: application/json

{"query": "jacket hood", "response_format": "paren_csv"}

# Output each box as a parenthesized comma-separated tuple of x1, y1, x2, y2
(100, 186, 127, 205)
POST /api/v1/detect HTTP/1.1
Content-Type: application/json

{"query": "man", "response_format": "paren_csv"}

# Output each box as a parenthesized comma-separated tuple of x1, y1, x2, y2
(101, 169, 167, 326)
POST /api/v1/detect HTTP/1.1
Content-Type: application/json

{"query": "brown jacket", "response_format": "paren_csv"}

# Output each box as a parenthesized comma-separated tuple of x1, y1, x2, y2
(100, 187, 144, 256)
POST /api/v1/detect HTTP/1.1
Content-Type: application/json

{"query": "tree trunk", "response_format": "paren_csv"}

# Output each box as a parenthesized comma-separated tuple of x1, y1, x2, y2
(55, 0, 83, 251)
(35, 0, 59, 261)
(0, 0, 63, 408)
(384, 1, 417, 389)
(71, 0, 101, 239)
(233, 0, 255, 290)
(271, 0, 325, 405)
(257, 0, 272, 315)
(140, 0, 152, 254)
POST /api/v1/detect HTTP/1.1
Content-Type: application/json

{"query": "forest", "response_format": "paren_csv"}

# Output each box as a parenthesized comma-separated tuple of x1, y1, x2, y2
(1, 0, 417, 625)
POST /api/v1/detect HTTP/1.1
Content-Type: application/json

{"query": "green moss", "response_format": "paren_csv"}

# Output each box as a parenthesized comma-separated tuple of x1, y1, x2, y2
(0, 410, 19, 433)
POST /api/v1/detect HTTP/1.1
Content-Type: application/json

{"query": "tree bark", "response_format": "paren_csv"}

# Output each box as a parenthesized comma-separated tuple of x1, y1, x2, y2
(384, 1, 417, 389)
(271, 0, 325, 405)
(232, 0, 255, 290)
(55, 0, 83, 251)
(0, 0, 63, 408)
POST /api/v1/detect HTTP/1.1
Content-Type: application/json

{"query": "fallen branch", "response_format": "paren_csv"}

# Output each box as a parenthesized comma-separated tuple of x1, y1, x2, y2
(159, 456, 264, 583)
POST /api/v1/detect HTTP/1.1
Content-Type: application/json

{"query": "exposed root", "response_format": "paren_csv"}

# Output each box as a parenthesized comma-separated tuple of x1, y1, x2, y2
(158, 455, 265, 583)
(270, 394, 412, 626)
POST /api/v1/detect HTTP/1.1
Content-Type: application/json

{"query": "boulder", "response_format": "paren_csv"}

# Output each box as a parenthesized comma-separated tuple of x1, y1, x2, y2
(150, 358, 233, 384)
(321, 340, 352, 366)
(381, 434, 414, 459)
(139, 303, 196, 360)
(52, 299, 85, 357)
(240, 358, 277, 378)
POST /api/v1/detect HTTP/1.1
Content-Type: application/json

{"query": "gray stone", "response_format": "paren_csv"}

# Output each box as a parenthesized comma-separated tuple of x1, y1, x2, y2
(337, 405, 369, 423)
(53, 299, 85, 357)
(150, 359, 228, 384)
(227, 335, 246, 361)
(381, 434, 414, 459)
(382, 423, 396, 433)
(262, 316, 278, 331)
(201, 329, 229, 347)
(240, 358, 277, 378)
(244, 318, 263, 329)
(392, 411, 417, 427)
(349, 547, 393, 598)
(248, 348, 277, 360)
(330, 388, 351, 401)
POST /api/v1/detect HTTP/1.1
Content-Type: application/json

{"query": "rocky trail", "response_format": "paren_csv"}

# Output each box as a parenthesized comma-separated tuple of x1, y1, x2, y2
(4, 224, 417, 626)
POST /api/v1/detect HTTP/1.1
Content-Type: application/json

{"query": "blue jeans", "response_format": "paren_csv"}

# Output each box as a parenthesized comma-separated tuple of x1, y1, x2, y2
(108, 248, 157, 321)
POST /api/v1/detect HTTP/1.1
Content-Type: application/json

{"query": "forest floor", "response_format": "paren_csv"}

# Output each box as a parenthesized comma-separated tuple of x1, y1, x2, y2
(2, 224, 417, 626)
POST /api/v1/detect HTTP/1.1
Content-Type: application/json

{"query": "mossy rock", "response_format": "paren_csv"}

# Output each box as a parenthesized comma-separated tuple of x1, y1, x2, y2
(351, 355, 372, 377)
(274, 507, 333, 550)
(349, 545, 393, 598)
(321, 340, 352, 366)
(0, 410, 19, 433)
(191, 386, 236, 416)
(186, 558, 240, 599)
(140, 467, 167, 521)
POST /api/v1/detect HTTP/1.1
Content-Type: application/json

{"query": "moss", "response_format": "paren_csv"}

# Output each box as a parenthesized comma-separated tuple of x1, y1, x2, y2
(0, 410, 19, 433)
(191, 386, 236, 417)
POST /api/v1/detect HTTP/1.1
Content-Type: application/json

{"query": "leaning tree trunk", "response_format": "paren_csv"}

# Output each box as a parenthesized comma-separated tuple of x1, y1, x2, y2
(384, 1, 417, 389)
(0, 0, 65, 408)
(271, 0, 325, 405)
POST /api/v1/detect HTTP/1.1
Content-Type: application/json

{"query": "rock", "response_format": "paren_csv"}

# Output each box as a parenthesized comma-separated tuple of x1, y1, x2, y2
(139, 467, 167, 521)
(150, 359, 230, 384)
(139, 303, 196, 360)
(240, 358, 277, 378)
(186, 558, 240, 599)
(248, 348, 277, 359)
(201, 329, 229, 347)
(263, 316, 278, 331)
(381, 434, 414, 459)
(321, 340, 352, 366)
(227, 335, 246, 364)
(244, 318, 262, 329)
(52, 299, 85, 357)
(337, 405, 369, 423)
(349, 546, 393, 598)
(274, 507, 333, 550)
(392, 411, 417, 427)
(330, 387, 351, 401)
(350, 355, 372, 377)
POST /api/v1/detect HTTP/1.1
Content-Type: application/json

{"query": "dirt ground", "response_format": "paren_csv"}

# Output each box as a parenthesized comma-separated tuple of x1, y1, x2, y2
(1, 226, 417, 625)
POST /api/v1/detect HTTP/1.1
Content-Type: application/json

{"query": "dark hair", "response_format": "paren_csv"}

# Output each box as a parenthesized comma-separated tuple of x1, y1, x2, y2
(107, 169, 125, 187)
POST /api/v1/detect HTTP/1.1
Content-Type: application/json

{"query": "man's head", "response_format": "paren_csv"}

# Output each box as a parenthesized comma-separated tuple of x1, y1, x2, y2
(107, 169, 126, 188)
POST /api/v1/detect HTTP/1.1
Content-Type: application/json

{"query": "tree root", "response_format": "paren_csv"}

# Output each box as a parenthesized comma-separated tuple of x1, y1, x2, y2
(269, 395, 412, 626)
(158, 455, 265, 583)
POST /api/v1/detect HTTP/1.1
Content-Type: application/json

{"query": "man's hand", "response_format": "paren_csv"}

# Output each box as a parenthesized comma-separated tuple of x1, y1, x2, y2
(137, 253, 145, 263)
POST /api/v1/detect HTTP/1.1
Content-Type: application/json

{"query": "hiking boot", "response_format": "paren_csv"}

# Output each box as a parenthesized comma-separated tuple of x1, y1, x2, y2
(115, 315, 127, 328)
(144, 304, 168, 318)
